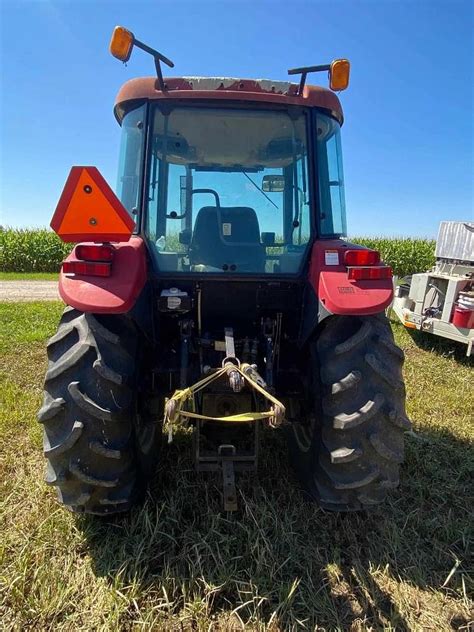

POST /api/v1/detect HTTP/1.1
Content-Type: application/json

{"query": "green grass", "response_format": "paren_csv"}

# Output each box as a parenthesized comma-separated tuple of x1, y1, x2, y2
(0, 302, 64, 353)
(0, 302, 472, 630)
(0, 272, 59, 281)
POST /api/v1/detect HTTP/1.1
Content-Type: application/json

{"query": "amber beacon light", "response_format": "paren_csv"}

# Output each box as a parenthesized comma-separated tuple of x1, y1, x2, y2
(109, 26, 135, 62)
(329, 59, 350, 91)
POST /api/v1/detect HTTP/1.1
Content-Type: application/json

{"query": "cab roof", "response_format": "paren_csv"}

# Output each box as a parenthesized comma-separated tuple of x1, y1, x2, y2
(114, 76, 344, 125)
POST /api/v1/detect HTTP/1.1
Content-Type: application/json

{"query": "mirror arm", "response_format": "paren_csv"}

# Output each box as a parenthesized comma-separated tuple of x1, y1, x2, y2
(288, 64, 331, 96)
(133, 38, 175, 91)
(154, 58, 165, 91)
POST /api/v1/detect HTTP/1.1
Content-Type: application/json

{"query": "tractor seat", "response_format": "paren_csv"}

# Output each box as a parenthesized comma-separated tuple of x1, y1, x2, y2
(190, 206, 265, 272)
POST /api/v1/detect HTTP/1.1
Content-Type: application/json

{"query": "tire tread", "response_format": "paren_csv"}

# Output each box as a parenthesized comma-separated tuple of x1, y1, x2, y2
(39, 308, 145, 514)
(290, 313, 410, 511)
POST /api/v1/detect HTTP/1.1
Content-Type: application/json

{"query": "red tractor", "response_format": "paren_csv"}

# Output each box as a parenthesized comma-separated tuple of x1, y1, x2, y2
(39, 27, 410, 515)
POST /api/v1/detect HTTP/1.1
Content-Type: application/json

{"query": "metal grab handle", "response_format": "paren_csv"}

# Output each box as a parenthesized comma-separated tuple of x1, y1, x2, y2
(191, 188, 221, 208)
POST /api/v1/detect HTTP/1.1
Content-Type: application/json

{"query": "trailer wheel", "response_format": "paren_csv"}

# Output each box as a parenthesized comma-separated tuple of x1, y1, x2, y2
(38, 307, 161, 515)
(290, 313, 410, 511)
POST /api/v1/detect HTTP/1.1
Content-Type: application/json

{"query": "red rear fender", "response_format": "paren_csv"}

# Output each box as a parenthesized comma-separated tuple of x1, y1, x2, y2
(308, 240, 393, 316)
(59, 236, 147, 314)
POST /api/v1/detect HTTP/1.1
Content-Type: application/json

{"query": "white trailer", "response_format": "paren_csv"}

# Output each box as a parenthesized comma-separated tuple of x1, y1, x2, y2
(392, 221, 474, 356)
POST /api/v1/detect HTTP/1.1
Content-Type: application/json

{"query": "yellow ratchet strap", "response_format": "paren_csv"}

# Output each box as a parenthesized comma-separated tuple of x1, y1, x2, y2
(164, 363, 285, 433)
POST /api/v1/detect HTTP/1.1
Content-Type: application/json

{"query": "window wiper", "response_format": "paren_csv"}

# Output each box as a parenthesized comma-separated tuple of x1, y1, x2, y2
(241, 170, 278, 210)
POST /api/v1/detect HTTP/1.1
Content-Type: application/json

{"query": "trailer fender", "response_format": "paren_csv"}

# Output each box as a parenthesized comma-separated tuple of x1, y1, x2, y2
(59, 236, 147, 314)
(308, 240, 394, 316)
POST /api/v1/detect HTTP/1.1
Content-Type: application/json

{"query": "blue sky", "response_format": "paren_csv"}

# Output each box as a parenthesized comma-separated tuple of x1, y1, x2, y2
(0, 0, 472, 237)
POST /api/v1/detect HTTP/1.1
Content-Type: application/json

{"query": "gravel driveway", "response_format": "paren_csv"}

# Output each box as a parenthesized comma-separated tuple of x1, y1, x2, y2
(0, 281, 61, 302)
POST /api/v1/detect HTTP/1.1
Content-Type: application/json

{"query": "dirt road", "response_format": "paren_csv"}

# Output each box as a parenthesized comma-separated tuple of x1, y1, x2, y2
(0, 281, 61, 302)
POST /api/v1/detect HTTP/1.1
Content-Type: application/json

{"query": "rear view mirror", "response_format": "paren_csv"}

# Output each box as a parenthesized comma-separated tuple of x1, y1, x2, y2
(262, 175, 285, 193)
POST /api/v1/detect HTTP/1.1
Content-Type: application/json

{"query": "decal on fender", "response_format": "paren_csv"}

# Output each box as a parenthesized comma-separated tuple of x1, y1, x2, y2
(324, 250, 339, 265)
(338, 286, 355, 293)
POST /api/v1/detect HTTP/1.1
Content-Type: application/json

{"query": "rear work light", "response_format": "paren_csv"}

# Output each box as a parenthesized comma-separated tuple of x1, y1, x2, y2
(75, 244, 115, 262)
(344, 249, 381, 266)
(62, 260, 111, 277)
(348, 266, 392, 281)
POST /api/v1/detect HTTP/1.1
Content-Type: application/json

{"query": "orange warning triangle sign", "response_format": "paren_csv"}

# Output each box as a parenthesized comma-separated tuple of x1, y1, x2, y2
(51, 166, 135, 242)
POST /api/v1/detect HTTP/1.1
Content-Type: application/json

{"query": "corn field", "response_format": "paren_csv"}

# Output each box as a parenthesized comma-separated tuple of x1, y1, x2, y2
(0, 228, 73, 273)
(0, 227, 435, 277)
(350, 236, 436, 278)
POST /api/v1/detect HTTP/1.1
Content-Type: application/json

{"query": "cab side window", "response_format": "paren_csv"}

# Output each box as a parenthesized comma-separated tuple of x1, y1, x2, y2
(116, 105, 146, 219)
(315, 113, 347, 237)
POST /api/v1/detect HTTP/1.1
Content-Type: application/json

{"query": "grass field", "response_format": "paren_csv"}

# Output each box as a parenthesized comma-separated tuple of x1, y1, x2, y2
(0, 272, 59, 281)
(0, 302, 472, 631)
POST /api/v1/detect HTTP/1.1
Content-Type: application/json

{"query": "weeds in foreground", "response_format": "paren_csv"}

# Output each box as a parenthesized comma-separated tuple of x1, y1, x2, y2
(0, 303, 472, 630)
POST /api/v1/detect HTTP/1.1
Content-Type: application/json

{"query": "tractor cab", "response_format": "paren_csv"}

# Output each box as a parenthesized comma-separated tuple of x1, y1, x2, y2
(117, 94, 346, 277)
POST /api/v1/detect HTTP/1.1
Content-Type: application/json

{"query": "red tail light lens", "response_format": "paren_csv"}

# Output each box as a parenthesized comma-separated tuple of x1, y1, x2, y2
(344, 249, 380, 266)
(75, 244, 115, 262)
(348, 266, 392, 280)
(62, 243, 114, 276)
(62, 261, 111, 277)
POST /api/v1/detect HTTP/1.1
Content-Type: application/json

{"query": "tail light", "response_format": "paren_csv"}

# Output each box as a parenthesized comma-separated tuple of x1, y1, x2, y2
(344, 248, 390, 281)
(62, 243, 115, 277)
(344, 249, 380, 266)
(75, 244, 115, 262)
(62, 261, 111, 277)
(348, 266, 392, 280)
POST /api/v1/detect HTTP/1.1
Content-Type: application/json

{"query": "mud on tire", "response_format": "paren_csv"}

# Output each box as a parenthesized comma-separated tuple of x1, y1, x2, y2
(38, 307, 161, 515)
(290, 313, 411, 511)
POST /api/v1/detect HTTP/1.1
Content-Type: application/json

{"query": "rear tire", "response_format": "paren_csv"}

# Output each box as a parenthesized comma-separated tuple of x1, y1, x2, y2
(289, 313, 410, 511)
(38, 307, 161, 515)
